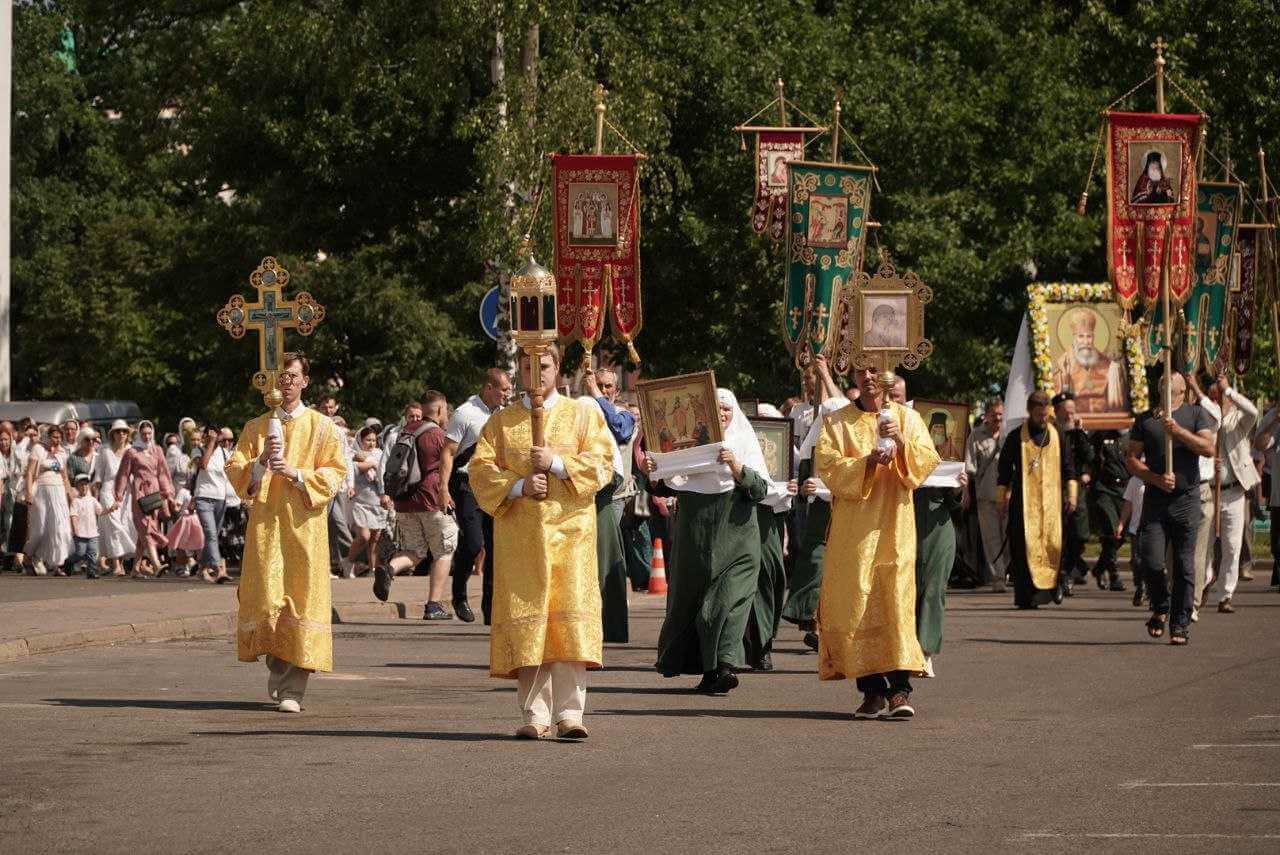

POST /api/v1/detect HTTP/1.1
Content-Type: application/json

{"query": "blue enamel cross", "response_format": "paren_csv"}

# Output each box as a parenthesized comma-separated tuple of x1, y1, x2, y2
(217, 257, 326, 406)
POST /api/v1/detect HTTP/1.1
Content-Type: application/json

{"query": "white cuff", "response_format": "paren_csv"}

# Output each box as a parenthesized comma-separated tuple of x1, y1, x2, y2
(251, 460, 266, 486)
(549, 456, 567, 479)
(508, 479, 525, 499)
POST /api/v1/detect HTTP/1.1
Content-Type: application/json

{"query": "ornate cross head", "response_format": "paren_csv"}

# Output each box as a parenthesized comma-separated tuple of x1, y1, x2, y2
(217, 256, 326, 408)
(832, 251, 932, 376)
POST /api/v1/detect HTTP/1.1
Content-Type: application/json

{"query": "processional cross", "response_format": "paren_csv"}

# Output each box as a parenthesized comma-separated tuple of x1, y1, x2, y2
(217, 257, 326, 408)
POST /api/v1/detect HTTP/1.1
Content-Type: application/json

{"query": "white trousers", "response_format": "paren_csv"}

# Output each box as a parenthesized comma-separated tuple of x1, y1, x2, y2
(1216, 485, 1247, 601)
(1193, 483, 1215, 603)
(516, 663, 587, 727)
(266, 654, 310, 702)
(976, 499, 1008, 582)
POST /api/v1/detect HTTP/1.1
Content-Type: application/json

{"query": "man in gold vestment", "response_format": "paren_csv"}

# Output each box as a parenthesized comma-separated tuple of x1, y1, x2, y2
(227, 353, 348, 713)
(997, 391, 1078, 610)
(814, 366, 939, 720)
(468, 345, 615, 741)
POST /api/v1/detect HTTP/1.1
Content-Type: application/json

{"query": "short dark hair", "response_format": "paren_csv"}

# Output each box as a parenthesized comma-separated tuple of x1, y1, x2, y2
(358, 426, 378, 441)
(318, 393, 337, 404)
(420, 389, 447, 410)
(1027, 390, 1051, 409)
(282, 351, 310, 378)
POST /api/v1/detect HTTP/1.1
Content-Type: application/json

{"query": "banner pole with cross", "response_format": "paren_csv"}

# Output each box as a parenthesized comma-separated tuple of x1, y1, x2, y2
(217, 256, 327, 409)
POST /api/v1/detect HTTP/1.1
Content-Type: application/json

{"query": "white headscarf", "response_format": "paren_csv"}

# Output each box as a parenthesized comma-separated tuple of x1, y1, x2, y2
(757, 403, 784, 418)
(666, 388, 769, 496)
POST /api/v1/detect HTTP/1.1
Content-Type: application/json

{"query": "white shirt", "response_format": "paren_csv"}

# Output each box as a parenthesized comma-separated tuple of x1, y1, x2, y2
(446, 395, 494, 474)
(194, 444, 231, 501)
(1195, 397, 1221, 484)
(1122, 475, 1145, 535)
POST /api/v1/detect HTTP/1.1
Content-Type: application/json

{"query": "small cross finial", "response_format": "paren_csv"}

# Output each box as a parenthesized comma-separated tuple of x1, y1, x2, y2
(1152, 37, 1167, 65)
(593, 84, 606, 109)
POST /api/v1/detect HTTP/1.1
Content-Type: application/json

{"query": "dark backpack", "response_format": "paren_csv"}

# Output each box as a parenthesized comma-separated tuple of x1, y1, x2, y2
(383, 422, 437, 500)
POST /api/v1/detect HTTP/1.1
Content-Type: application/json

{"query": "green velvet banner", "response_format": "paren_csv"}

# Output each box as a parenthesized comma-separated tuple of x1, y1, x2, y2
(1145, 180, 1241, 374)
(782, 162, 874, 367)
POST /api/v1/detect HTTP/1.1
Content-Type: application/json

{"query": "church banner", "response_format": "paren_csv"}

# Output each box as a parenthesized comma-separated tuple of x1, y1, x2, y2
(1027, 283, 1148, 429)
(1226, 224, 1263, 375)
(783, 161, 874, 366)
(1145, 180, 1241, 372)
(752, 130, 807, 241)
(1105, 111, 1203, 309)
(552, 154, 642, 357)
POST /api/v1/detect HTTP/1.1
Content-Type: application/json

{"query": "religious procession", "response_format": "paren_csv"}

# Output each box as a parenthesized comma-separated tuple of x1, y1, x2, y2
(5, 4, 1280, 851)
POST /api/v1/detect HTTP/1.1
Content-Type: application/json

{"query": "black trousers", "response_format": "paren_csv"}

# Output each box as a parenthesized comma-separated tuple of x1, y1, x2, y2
(449, 476, 486, 605)
(1270, 504, 1280, 587)
(1140, 492, 1201, 629)
(480, 513, 494, 624)
(856, 671, 912, 696)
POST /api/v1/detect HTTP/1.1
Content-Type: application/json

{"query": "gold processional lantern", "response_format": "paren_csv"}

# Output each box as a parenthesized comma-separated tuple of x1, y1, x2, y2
(509, 236, 559, 449)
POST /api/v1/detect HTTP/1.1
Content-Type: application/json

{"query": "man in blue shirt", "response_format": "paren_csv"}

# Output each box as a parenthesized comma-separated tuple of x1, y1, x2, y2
(583, 367, 636, 643)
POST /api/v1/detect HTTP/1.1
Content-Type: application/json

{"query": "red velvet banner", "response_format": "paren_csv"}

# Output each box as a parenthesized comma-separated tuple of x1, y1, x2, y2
(1227, 225, 1262, 374)
(1105, 111, 1202, 309)
(752, 130, 806, 241)
(552, 154, 642, 359)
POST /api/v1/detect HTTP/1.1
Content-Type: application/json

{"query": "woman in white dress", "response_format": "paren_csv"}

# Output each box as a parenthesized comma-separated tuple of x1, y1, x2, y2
(345, 426, 387, 576)
(92, 419, 138, 576)
(23, 426, 73, 575)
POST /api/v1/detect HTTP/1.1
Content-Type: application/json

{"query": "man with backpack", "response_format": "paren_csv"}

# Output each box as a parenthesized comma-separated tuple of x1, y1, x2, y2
(373, 390, 459, 620)
(440, 368, 512, 624)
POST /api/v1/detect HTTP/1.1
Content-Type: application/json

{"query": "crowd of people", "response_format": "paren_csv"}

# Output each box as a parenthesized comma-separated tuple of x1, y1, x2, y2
(0, 417, 245, 580)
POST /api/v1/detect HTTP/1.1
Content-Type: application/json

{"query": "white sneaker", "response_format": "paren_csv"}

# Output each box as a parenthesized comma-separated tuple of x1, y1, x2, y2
(922, 656, 936, 678)
(278, 698, 301, 713)
(1190, 607, 1200, 623)
(33, 560, 48, 576)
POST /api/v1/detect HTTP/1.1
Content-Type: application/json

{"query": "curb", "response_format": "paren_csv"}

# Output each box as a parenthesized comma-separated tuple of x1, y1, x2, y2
(0, 602, 427, 663)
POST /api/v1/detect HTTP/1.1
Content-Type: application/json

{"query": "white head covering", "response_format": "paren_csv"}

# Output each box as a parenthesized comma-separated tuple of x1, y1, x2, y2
(667, 388, 769, 496)
(756, 403, 784, 418)
(798, 396, 852, 461)
(134, 419, 156, 449)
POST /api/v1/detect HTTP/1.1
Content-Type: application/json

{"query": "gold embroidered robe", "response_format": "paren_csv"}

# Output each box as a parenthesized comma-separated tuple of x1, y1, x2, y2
(227, 408, 347, 671)
(814, 402, 939, 680)
(468, 396, 615, 679)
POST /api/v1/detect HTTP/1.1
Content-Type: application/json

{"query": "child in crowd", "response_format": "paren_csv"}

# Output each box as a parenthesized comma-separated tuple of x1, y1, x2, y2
(165, 486, 205, 577)
(68, 474, 104, 579)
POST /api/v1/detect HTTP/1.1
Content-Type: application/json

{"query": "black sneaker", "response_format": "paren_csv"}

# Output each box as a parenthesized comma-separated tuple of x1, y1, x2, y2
(802, 631, 819, 652)
(1131, 582, 1145, 607)
(706, 665, 739, 695)
(373, 565, 393, 602)
(423, 601, 451, 620)
(1108, 577, 1126, 592)
(752, 652, 773, 672)
(453, 600, 476, 623)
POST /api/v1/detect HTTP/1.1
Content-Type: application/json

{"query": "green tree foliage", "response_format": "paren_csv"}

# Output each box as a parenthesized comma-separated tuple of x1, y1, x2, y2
(11, 1, 1280, 428)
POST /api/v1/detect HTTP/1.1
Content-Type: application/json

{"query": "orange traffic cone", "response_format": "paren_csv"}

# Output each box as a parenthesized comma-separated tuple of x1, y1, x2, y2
(648, 538, 668, 594)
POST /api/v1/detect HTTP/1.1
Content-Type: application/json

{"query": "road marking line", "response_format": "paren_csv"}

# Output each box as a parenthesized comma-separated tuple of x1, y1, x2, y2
(1019, 833, 1280, 840)
(1120, 781, 1280, 788)
(1249, 714, 1280, 719)
(1192, 743, 1280, 749)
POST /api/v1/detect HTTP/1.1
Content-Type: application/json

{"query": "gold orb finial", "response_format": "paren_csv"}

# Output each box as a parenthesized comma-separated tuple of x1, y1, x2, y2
(265, 388, 284, 409)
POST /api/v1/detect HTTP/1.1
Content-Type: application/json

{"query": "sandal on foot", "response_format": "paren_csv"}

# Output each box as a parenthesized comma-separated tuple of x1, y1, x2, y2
(1146, 614, 1166, 639)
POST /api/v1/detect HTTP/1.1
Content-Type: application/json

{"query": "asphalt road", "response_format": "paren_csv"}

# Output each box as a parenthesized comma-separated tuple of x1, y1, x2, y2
(2, 580, 1278, 853)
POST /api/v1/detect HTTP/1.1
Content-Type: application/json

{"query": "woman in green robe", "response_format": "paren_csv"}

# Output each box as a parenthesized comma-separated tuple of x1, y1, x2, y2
(913, 482, 963, 673)
(781, 396, 850, 647)
(646, 389, 768, 695)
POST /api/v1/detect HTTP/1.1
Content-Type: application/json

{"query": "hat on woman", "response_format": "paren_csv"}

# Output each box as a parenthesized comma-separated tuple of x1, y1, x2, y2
(109, 419, 130, 434)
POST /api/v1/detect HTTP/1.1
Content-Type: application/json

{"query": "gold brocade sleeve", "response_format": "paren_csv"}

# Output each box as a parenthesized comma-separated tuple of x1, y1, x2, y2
(815, 412, 875, 501)
(890, 405, 941, 490)
(226, 415, 267, 503)
(557, 404, 614, 499)
(469, 417, 522, 518)
(296, 416, 347, 511)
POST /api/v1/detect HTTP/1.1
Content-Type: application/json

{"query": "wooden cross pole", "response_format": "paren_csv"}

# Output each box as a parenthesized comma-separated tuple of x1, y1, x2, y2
(217, 256, 327, 409)
(1153, 36, 1173, 475)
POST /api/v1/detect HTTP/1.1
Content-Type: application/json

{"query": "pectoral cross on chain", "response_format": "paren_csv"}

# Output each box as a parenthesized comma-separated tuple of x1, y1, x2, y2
(217, 256, 327, 407)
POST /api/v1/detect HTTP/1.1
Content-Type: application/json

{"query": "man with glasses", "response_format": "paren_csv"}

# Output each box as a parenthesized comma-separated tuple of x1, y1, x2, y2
(227, 353, 348, 713)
